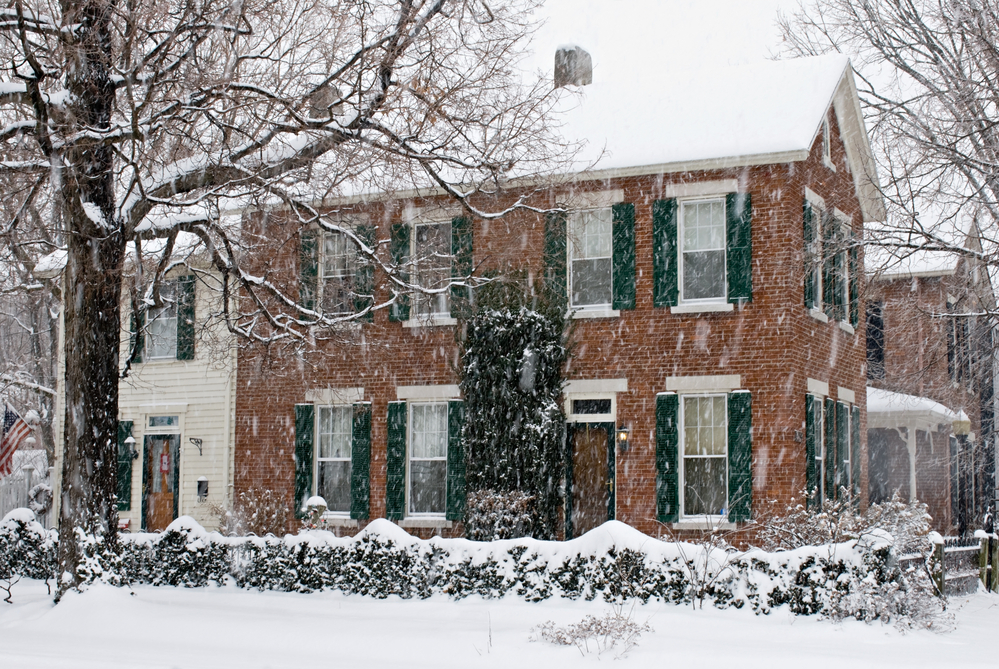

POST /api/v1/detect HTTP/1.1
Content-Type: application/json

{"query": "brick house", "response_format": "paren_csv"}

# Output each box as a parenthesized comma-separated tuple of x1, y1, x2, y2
(232, 50, 885, 540)
(865, 227, 997, 533)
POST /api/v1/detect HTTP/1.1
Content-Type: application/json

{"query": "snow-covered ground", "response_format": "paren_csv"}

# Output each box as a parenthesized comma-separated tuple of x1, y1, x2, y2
(0, 580, 995, 668)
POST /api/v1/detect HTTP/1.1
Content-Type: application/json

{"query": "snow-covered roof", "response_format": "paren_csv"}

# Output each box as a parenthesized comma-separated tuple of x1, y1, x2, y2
(523, 1, 884, 221)
(32, 249, 67, 279)
(867, 387, 957, 432)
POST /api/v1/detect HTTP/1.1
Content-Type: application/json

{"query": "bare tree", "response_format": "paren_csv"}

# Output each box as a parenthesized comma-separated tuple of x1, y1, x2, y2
(0, 0, 570, 597)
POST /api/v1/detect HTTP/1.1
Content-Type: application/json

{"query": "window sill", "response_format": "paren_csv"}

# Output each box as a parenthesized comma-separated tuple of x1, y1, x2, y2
(571, 308, 620, 320)
(398, 517, 453, 529)
(823, 156, 837, 172)
(403, 315, 457, 328)
(808, 308, 829, 323)
(838, 321, 855, 335)
(672, 519, 738, 531)
(320, 516, 358, 528)
(671, 302, 733, 314)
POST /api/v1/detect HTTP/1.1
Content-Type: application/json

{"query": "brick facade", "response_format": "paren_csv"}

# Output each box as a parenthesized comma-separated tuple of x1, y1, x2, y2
(234, 107, 869, 542)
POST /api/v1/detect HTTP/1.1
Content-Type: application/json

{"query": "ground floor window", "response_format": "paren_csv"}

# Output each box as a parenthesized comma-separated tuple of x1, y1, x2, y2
(409, 402, 448, 515)
(682, 394, 728, 516)
(316, 406, 352, 514)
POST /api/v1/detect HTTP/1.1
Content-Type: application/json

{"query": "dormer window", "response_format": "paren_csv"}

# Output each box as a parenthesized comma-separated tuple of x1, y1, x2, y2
(822, 118, 835, 170)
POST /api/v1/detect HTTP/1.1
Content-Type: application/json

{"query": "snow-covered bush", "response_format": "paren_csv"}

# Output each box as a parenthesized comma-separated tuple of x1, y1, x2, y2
(532, 607, 653, 657)
(458, 277, 570, 539)
(464, 489, 534, 541)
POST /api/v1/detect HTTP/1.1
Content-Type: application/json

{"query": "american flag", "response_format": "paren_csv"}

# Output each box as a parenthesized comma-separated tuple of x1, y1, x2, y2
(1, 402, 32, 478)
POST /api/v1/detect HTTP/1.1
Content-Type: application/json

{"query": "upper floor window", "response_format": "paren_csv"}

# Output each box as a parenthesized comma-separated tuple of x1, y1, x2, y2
(146, 281, 178, 359)
(804, 199, 858, 327)
(320, 232, 357, 315)
(680, 199, 727, 303)
(569, 208, 613, 309)
(866, 301, 885, 380)
(413, 221, 452, 317)
(822, 118, 834, 169)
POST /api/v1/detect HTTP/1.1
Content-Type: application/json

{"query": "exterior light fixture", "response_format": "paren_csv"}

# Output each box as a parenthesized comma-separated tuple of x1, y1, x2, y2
(124, 435, 139, 460)
(616, 427, 631, 452)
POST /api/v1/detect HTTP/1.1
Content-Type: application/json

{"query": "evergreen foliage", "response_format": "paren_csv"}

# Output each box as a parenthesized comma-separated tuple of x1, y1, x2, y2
(457, 277, 570, 539)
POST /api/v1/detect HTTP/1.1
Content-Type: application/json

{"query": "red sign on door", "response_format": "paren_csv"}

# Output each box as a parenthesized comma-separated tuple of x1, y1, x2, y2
(160, 452, 170, 473)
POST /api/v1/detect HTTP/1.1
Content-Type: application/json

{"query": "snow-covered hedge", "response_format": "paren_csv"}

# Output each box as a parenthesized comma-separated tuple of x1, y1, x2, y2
(1, 510, 931, 622)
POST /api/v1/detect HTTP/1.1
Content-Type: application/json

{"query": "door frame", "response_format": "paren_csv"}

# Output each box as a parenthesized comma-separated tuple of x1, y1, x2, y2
(564, 421, 615, 540)
(141, 432, 181, 531)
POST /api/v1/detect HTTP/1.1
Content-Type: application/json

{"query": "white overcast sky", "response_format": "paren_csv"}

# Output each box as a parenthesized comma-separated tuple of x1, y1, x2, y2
(531, 0, 800, 76)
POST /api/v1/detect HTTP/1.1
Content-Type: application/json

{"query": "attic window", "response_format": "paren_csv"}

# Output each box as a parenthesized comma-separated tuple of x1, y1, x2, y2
(822, 119, 835, 171)
(555, 46, 592, 88)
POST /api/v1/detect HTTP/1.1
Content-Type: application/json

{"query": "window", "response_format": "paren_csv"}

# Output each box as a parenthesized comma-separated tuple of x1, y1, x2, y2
(316, 406, 352, 514)
(413, 221, 452, 317)
(320, 232, 357, 314)
(409, 402, 448, 515)
(680, 199, 726, 303)
(682, 395, 728, 516)
(822, 119, 833, 168)
(804, 201, 852, 324)
(867, 301, 885, 380)
(947, 305, 972, 383)
(147, 282, 178, 359)
(822, 214, 848, 322)
(569, 208, 613, 308)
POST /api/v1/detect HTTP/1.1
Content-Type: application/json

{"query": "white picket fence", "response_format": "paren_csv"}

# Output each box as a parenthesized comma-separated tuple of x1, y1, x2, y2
(0, 449, 52, 528)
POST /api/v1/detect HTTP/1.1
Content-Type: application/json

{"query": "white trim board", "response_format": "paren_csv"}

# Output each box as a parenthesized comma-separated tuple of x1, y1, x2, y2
(306, 387, 364, 405)
(661, 179, 739, 199)
(564, 379, 628, 394)
(664, 375, 741, 393)
(807, 378, 830, 397)
(396, 384, 461, 400)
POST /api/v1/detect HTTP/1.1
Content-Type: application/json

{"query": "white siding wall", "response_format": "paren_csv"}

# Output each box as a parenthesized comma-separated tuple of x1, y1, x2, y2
(53, 270, 236, 533)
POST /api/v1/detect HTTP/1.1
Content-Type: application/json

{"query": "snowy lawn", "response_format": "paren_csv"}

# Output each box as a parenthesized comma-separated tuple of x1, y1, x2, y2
(0, 580, 996, 669)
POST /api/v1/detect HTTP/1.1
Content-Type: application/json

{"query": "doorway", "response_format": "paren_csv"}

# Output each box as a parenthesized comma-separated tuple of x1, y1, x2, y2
(142, 433, 180, 531)
(565, 422, 615, 539)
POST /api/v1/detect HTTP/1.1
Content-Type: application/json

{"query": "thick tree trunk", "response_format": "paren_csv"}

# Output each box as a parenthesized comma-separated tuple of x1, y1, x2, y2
(55, 0, 123, 598)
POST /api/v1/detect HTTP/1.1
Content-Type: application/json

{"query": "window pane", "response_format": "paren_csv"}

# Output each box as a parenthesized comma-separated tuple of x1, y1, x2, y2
(317, 406, 351, 459)
(682, 200, 725, 252)
(317, 460, 351, 513)
(146, 281, 178, 359)
(682, 250, 725, 300)
(683, 456, 727, 515)
(570, 209, 612, 260)
(411, 404, 447, 459)
(410, 460, 446, 514)
(571, 257, 612, 307)
(149, 415, 179, 428)
(683, 396, 727, 456)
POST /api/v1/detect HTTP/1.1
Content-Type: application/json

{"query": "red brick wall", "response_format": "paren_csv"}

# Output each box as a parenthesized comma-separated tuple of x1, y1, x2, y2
(234, 107, 868, 542)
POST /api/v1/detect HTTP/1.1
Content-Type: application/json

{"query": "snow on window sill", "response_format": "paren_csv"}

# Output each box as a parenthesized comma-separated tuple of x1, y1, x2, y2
(808, 307, 829, 323)
(672, 519, 738, 531)
(838, 321, 855, 335)
(403, 314, 457, 328)
(320, 515, 358, 528)
(670, 302, 733, 314)
(398, 517, 453, 529)
(571, 307, 620, 320)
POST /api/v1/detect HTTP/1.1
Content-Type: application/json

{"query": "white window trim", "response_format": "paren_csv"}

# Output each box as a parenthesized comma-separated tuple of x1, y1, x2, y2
(809, 307, 829, 323)
(306, 387, 364, 405)
(403, 314, 458, 328)
(558, 189, 624, 210)
(678, 392, 730, 522)
(567, 206, 615, 312)
(564, 380, 626, 422)
(807, 378, 829, 397)
(677, 196, 728, 306)
(670, 303, 733, 314)
(314, 404, 353, 517)
(406, 400, 450, 519)
(822, 118, 836, 171)
(396, 385, 460, 401)
(665, 375, 741, 393)
(145, 280, 179, 361)
(661, 179, 739, 200)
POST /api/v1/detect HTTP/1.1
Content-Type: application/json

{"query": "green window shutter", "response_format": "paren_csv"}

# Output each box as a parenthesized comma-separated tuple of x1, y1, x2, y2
(805, 394, 818, 510)
(727, 391, 752, 522)
(851, 405, 861, 504)
(824, 397, 836, 501)
(117, 420, 134, 511)
(836, 401, 849, 500)
(450, 216, 473, 319)
(354, 224, 377, 322)
(655, 393, 679, 523)
(611, 203, 636, 310)
(543, 211, 567, 304)
(294, 404, 315, 520)
(300, 230, 319, 311)
(803, 199, 817, 310)
(849, 230, 860, 328)
(388, 224, 410, 322)
(176, 275, 196, 360)
(129, 310, 145, 364)
(386, 401, 407, 520)
(446, 400, 466, 521)
(652, 199, 678, 308)
(726, 192, 752, 303)
(350, 402, 372, 519)
(822, 212, 836, 319)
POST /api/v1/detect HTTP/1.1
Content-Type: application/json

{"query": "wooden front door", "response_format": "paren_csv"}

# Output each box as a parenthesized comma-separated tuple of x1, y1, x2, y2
(143, 434, 179, 531)
(566, 422, 615, 539)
